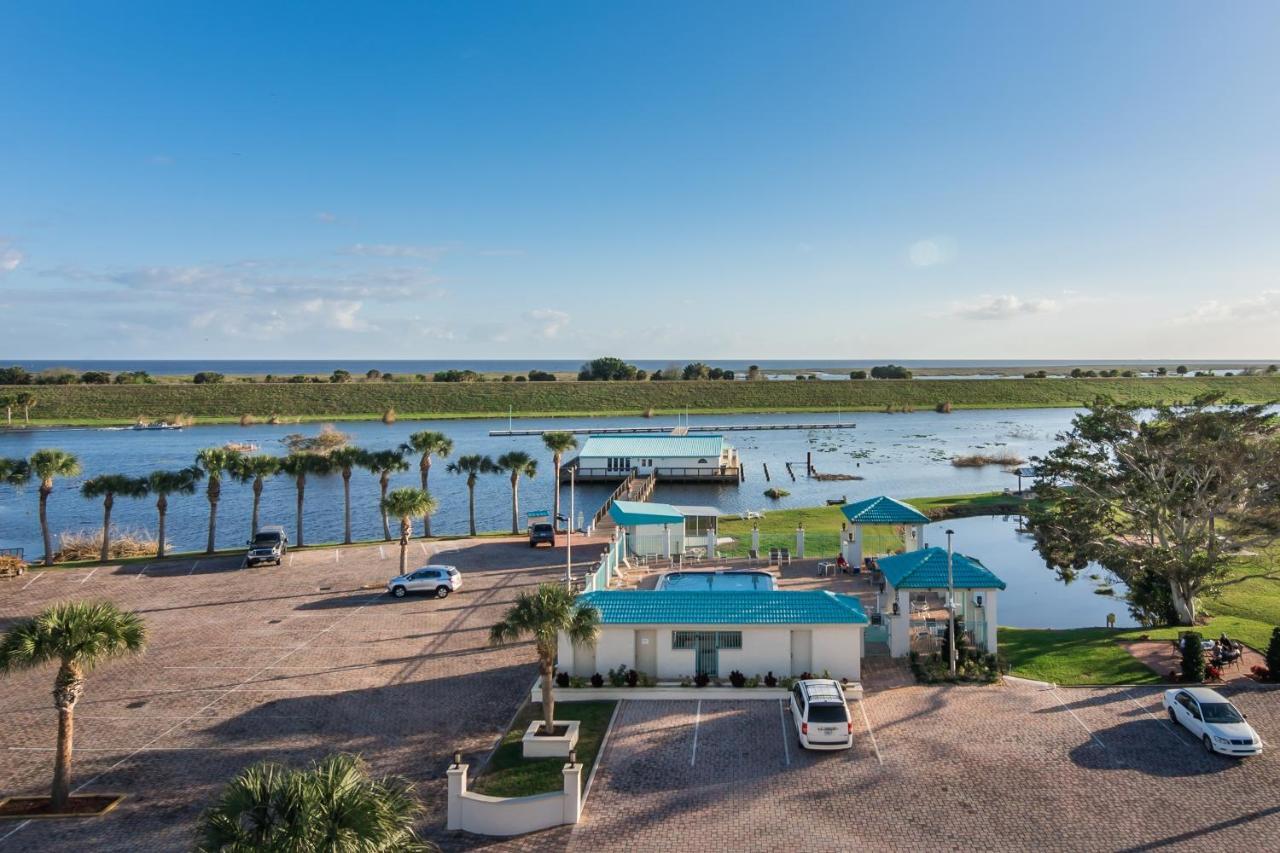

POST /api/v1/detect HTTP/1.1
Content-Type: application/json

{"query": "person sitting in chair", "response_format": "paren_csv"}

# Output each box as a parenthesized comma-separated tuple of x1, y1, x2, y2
(835, 554, 849, 573)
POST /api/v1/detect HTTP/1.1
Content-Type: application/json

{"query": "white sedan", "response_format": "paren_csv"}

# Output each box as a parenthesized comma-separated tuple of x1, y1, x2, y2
(1162, 687, 1263, 757)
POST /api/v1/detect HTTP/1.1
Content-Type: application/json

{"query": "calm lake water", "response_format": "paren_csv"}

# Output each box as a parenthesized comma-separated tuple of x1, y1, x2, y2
(0, 407, 1078, 559)
(923, 515, 1136, 629)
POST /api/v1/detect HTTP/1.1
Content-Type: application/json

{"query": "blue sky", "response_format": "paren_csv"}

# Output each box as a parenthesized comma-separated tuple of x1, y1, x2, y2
(3, 1, 1279, 360)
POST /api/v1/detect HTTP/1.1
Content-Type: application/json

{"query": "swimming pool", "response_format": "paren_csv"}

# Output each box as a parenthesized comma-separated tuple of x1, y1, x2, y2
(655, 570, 776, 592)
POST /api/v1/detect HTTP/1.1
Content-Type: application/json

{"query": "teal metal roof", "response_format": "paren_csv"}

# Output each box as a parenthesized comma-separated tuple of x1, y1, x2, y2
(609, 500, 684, 526)
(840, 495, 930, 525)
(875, 547, 1006, 590)
(578, 434, 725, 459)
(576, 590, 869, 625)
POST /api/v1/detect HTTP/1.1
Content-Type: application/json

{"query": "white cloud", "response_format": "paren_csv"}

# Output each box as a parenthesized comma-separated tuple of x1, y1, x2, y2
(950, 294, 1060, 320)
(1, 243, 23, 273)
(1175, 290, 1280, 325)
(300, 299, 373, 331)
(525, 308, 570, 339)
(344, 243, 450, 260)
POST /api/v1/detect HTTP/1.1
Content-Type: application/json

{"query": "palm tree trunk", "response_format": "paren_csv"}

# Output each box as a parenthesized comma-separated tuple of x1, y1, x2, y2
(4, 405, 10, 426)
(380, 475, 391, 540)
(420, 459, 432, 538)
(251, 478, 263, 538)
(510, 474, 520, 535)
(399, 517, 411, 573)
(467, 479, 477, 536)
(156, 495, 168, 558)
(39, 482, 54, 566)
(206, 479, 220, 555)
(51, 663, 83, 810)
(342, 470, 353, 545)
(23, 404, 30, 424)
(552, 453, 562, 530)
(295, 476, 306, 547)
(100, 494, 114, 562)
(541, 659, 556, 733)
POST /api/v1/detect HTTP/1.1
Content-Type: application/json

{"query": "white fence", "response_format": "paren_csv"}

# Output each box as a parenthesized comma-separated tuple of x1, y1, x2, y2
(447, 762, 582, 836)
(582, 530, 626, 593)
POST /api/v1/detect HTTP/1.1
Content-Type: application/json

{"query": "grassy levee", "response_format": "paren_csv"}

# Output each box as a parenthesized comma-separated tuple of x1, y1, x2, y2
(7, 375, 1280, 426)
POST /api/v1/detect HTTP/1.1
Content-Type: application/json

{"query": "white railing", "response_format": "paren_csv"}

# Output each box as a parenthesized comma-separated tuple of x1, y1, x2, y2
(582, 530, 626, 593)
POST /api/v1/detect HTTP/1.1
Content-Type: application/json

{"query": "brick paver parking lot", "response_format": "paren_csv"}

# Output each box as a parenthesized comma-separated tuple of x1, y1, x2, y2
(0, 537, 604, 852)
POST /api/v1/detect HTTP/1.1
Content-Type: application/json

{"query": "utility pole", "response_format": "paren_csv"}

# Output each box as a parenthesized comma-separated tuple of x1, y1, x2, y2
(565, 467, 575, 587)
(946, 528, 956, 678)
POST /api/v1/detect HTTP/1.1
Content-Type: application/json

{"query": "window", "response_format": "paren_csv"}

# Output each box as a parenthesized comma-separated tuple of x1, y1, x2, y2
(807, 705, 849, 724)
(671, 631, 741, 649)
(698, 458, 708, 464)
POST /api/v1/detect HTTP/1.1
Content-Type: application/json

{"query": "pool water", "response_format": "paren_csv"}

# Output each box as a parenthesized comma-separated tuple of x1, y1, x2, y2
(656, 571, 776, 592)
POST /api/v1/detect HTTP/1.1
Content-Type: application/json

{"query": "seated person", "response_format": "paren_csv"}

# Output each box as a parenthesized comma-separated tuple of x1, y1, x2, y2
(835, 554, 849, 572)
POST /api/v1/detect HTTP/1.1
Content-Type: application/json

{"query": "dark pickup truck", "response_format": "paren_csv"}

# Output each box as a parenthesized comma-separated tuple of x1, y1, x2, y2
(245, 526, 288, 566)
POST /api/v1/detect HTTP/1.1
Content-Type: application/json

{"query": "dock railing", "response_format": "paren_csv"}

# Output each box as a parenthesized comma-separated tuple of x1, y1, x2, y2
(582, 530, 627, 593)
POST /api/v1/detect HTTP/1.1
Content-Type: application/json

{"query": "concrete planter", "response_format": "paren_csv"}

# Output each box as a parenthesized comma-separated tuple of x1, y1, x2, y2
(522, 719, 581, 758)
(531, 679, 863, 703)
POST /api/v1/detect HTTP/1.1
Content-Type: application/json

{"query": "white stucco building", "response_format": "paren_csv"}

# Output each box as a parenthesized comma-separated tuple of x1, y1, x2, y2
(567, 433, 740, 482)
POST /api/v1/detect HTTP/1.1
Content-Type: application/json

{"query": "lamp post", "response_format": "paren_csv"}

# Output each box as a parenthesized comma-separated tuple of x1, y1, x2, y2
(946, 528, 956, 678)
(566, 467, 575, 587)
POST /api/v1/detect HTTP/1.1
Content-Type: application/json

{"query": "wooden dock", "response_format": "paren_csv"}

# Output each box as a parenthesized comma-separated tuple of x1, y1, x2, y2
(489, 421, 857, 437)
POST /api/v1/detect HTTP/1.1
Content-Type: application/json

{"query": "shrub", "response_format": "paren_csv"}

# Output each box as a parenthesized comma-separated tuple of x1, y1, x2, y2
(763, 487, 790, 499)
(193, 371, 225, 384)
(626, 668, 639, 687)
(729, 670, 746, 688)
(555, 671, 570, 688)
(693, 672, 710, 687)
(849, 370, 867, 380)
(1181, 631, 1206, 683)
(870, 364, 912, 379)
(747, 674, 760, 688)
(1266, 627, 1280, 679)
(569, 675, 588, 688)
(607, 665, 628, 688)
(54, 528, 159, 562)
(0, 554, 27, 575)
(935, 401, 952, 414)
(590, 672, 604, 688)
(382, 407, 397, 424)
(763, 671, 777, 687)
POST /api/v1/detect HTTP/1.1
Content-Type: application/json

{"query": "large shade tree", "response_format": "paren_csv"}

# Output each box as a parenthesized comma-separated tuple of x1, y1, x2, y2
(490, 583, 599, 736)
(381, 488, 438, 575)
(495, 451, 538, 535)
(1027, 394, 1280, 625)
(148, 467, 203, 558)
(446, 455, 496, 536)
(29, 449, 82, 566)
(80, 474, 150, 562)
(541, 432, 577, 531)
(195, 448, 242, 555)
(0, 601, 146, 810)
(280, 453, 333, 547)
(229, 454, 281, 539)
(195, 752, 434, 853)
(329, 446, 370, 545)
(401, 431, 453, 538)
(365, 449, 410, 541)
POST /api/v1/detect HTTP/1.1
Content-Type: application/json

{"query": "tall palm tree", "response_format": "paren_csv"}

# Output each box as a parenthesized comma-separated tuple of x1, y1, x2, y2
(148, 467, 202, 558)
(329, 446, 369, 545)
(16, 390, 36, 424)
(541, 432, 578, 530)
(228, 454, 281, 539)
(490, 583, 599, 737)
(0, 457, 31, 544)
(29, 449, 82, 566)
(80, 474, 150, 562)
(495, 451, 538, 535)
(279, 452, 332, 547)
(195, 447, 241, 555)
(365, 449, 409, 541)
(446, 454, 495, 536)
(195, 753, 434, 853)
(0, 394, 14, 427)
(381, 488, 438, 574)
(401, 431, 453, 538)
(0, 601, 147, 810)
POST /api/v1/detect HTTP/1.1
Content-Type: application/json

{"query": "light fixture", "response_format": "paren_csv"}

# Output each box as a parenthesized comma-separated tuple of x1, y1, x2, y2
(452, 750, 461, 768)
(568, 748, 577, 768)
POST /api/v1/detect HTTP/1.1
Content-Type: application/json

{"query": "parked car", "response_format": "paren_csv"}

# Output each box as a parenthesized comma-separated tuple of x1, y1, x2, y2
(245, 526, 287, 567)
(1163, 687, 1263, 757)
(387, 565, 462, 599)
(789, 678, 854, 750)
(528, 521, 556, 548)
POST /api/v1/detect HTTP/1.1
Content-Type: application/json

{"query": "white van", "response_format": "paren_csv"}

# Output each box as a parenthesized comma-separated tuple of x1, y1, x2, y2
(789, 679, 854, 750)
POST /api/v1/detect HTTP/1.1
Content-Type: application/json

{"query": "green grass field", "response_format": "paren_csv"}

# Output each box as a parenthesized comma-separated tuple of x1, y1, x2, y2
(470, 701, 616, 797)
(6, 375, 1280, 426)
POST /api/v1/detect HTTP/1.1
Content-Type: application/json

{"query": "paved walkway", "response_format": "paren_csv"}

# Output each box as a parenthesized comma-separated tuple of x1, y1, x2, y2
(1123, 640, 1266, 682)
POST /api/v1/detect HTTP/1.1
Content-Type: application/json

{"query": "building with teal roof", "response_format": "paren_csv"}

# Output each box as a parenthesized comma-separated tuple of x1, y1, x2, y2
(837, 495, 930, 568)
(872, 546, 1006, 657)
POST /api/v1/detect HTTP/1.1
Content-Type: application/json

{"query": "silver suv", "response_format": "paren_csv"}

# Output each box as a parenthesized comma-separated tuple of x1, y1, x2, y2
(387, 565, 462, 599)
(245, 526, 287, 567)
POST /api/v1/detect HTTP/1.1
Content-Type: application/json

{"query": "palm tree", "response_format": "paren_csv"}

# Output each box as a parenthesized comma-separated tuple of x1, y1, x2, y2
(381, 488, 438, 574)
(29, 449, 82, 566)
(0, 457, 31, 543)
(401, 431, 453, 538)
(195, 447, 241, 555)
(365, 449, 409, 540)
(0, 394, 14, 427)
(490, 583, 599, 738)
(16, 391, 36, 424)
(228, 454, 280, 539)
(446, 454, 495, 536)
(329, 446, 369, 545)
(80, 474, 150, 562)
(279, 452, 332, 547)
(541, 432, 578, 529)
(495, 451, 538, 535)
(148, 467, 202, 558)
(0, 601, 146, 810)
(195, 753, 434, 853)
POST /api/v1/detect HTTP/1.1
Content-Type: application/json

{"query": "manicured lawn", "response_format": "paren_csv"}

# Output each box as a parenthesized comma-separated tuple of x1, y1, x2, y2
(1000, 627, 1162, 685)
(470, 701, 617, 798)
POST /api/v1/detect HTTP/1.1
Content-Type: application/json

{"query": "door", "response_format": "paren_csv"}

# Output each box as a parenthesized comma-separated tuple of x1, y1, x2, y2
(634, 629, 657, 678)
(694, 633, 718, 677)
(790, 630, 812, 676)
(573, 640, 597, 678)
(405, 569, 430, 591)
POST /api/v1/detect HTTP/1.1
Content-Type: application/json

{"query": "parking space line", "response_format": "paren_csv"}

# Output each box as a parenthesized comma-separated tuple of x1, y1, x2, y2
(188, 560, 200, 575)
(21, 572, 45, 590)
(858, 700, 884, 766)
(419, 542, 429, 556)
(335, 549, 340, 563)
(378, 545, 386, 560)
(778, 699, 791, 766)
(1051, 688, 1106, 748)
(289, 553, 295, 566)
(1123, 689, 1184, 740)
(690, 700, 702, 767)
(80, 566, 99, 584)
(134, 564, 149, 580)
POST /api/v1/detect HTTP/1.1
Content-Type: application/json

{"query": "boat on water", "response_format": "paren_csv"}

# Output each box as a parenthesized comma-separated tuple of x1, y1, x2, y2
(224, 441, 259, 452)
(131, 422, 183, 431)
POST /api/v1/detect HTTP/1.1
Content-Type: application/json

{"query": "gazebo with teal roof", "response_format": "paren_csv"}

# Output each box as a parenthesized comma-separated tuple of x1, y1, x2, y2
(873, 546, 1007, 657)
(837, 496, 931, 569)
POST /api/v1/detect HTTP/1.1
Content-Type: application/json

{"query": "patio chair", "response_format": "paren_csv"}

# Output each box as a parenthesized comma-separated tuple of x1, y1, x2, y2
(768, 547, 780, 564)
(780, 548, 791, 565)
